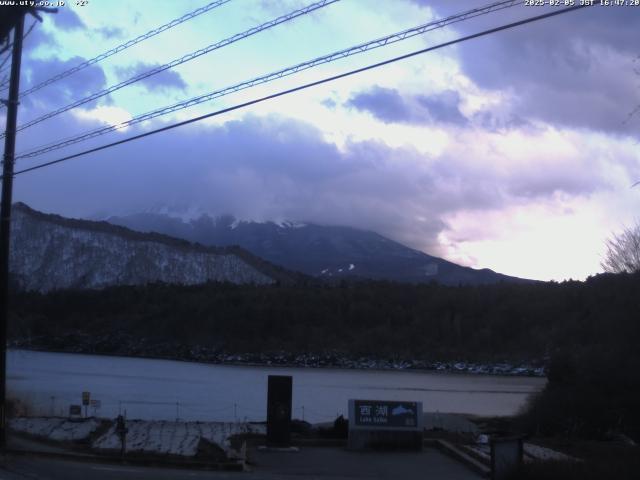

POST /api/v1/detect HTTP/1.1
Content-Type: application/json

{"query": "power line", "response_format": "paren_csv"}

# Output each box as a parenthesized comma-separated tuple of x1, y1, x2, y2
(0, 42, 14, 73)
(14, 0, 517, 158)
(0, 61, 9, 79)
(22, 19, 37, 42)
(0, 66, 9, 89)
(0, 0, 233, 99)
(0, 20, 36, 87)
(6, 4, 593, 179)
(15, 0, 521, 160)
(0, 54, 9, 73)
(2, 0, 339, 139)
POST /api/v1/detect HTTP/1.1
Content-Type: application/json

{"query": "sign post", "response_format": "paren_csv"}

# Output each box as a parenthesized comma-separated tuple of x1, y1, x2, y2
(82, 391, 90, 418)
(90, 399, 101, 416)
(116, 414, 128, 456)
(69, 405, 82, 421)
(348, 399, 423, 450)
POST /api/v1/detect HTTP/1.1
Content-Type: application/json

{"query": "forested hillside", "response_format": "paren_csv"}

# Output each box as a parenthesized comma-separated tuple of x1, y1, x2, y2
(9, 272, 639, 364)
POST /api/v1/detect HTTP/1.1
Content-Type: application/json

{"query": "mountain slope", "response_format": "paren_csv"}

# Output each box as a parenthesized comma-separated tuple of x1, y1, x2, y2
(8, 203, 300, 292)
(107, 212, 527, 285)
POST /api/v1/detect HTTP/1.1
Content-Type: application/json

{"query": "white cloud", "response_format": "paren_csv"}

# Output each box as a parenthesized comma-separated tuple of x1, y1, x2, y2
(71, 106, 133, 130)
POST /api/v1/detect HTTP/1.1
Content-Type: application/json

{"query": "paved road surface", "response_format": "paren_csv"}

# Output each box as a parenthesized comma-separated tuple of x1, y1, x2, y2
(1, 447, 483, 479)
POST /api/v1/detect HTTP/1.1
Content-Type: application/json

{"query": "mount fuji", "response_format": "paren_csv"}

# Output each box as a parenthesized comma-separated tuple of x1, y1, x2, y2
(106, 210, 528, 285)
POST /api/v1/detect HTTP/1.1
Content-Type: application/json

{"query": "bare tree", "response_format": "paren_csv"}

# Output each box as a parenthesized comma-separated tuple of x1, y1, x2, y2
(602, 223, 640, 274)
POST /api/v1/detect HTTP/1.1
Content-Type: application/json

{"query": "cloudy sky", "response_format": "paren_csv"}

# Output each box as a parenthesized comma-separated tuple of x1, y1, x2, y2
(2, 0, 639, 281)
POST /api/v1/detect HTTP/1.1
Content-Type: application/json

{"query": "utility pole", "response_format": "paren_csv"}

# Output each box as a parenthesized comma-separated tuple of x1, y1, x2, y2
(0, 12, 25, 450)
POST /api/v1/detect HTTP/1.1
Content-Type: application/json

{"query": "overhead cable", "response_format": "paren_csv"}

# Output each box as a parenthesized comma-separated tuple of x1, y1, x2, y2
(0, 0, 233, 99)
(0, 19, 37, 89)
(2, 0, 339, 138)
(16, 0, 519, 159)
(7, 3, 593, 178)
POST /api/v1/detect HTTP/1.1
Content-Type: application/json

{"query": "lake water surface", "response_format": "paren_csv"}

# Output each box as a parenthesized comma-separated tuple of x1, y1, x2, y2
(7, 349, 545, 423)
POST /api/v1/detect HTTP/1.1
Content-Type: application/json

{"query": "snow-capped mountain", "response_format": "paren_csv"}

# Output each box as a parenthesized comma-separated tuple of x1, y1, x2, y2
(8, 203, 294, 292)
(106, 211, 527, 285)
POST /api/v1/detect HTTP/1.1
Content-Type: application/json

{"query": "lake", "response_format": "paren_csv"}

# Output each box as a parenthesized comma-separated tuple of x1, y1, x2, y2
(7, 349, 545, 423)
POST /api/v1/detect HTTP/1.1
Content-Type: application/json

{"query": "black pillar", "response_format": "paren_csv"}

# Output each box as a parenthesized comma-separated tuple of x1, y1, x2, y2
(266, 375, 292, 447)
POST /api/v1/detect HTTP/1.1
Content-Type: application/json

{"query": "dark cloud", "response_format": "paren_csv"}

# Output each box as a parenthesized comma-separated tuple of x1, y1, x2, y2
(50, 8, 86, 30)
(96, 26, 125, 39)
(13, 112, 624, 259)
(114, 62, 187, 92)
(506, 166, 606, 199)
(0, 52, 108, 142)
(22, 22, 57, 51)
(20, 55, 107, 108)
(347, 86, 467, 126)
(411, 1, 640, 135)
(348, 86, 417, 123)
(417, 90, 467, 126)
(473, 111, 531, 132)
(11, 114, 463, 254)
(321, 97, 337, 109)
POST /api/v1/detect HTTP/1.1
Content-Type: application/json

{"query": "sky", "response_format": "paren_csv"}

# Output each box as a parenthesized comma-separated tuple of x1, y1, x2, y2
(1, 0, 639, 281)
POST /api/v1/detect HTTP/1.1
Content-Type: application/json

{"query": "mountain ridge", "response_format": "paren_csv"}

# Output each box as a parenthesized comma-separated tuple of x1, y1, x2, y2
(9, 203, 305, 292)
(106, 210, 529, 285)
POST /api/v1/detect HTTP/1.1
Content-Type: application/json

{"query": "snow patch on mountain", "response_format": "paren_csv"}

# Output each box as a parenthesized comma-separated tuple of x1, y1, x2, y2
(104, 208, 527, 286)
(9, 204, 275, 293)
(272, 220, 307, 229)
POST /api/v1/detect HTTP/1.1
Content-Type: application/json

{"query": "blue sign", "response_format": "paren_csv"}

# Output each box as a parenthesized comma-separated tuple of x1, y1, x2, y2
(353, 400, 419, 428)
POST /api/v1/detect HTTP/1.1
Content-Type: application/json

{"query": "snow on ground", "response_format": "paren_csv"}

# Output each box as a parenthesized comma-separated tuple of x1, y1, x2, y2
(424, 413, 479, 434)
(92, 420, 265, 458)
(524, 443, 577, 462)
(9, 417, 101, 442)
(465, 444, 490, 462)
(467, 441, 578, 464)
(11, 416, 266, 459)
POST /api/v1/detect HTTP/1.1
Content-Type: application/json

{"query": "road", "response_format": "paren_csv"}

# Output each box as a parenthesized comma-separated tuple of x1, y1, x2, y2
(1, 447, 483, 479)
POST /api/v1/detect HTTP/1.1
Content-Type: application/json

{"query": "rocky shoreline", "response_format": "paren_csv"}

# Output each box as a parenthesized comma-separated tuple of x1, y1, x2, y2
(10, 332, 546, 377)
